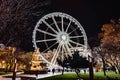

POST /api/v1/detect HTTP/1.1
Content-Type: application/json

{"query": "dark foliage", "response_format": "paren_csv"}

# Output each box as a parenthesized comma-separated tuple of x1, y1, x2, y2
(57, 51, 89, 69)
(57, 51, 89, 78)
(69, 51, 89, 69)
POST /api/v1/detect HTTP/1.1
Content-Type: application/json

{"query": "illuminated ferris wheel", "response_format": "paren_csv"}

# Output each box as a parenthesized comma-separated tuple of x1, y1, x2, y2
(32, 12, 88, 67)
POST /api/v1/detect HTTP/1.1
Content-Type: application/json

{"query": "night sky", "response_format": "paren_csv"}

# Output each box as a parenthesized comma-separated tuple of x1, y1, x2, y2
(1, 0, 119, 51)
(28, 0, 120, 51)
(50, 0, 120, 37)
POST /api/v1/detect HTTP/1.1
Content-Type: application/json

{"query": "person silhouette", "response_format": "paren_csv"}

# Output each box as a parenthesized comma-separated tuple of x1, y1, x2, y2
(52, 68, 55, 75)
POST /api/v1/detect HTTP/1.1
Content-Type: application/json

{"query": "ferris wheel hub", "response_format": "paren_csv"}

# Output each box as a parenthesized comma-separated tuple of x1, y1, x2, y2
(57, 32, 69, 45)
(61, 35, 67, 40)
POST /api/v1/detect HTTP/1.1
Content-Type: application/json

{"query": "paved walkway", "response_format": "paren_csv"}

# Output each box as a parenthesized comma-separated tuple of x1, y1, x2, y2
(0, 72, 67, 80)
(0, 72, 22, 80)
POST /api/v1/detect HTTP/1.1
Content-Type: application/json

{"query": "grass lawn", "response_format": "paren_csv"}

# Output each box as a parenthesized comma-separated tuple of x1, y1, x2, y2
(39, 71, 120, 80)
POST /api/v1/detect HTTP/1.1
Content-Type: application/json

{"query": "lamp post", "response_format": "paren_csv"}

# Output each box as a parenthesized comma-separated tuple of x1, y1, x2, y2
(12, 59, 17, 80)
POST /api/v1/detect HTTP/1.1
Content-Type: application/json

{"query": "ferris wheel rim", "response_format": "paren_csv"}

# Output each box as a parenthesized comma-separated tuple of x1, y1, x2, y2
(32, 12, 88, 67)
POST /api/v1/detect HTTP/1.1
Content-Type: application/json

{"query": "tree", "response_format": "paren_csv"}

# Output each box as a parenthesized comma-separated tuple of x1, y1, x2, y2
(16, 51, 33, 71)
(0, 0, 50, 51)
(99, 18, 120, 74)
(70, 51, 89, 78)
(57, 51, 89, 79)
(0, 46, 33, 71)
(0, 46, 18, 72)
(93, 47, 107, 76)
(57, 56, 70, 75)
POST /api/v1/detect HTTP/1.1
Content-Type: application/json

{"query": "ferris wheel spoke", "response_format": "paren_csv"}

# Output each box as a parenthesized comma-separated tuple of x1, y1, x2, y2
(42, 41, 58, 53)
(68, 42, 74, 49)
(65, 20, 71, 32)
(53, 45, 61, 65)
(68, 27, 79, 35)
(37, 29, 56, 37)
(65, 44, 72, 56)
(69, 35, 84, 39)
(51, 43, 61, 65)
(52, 16, 61, 32)
(39, 53, 51, 65)
(61, 16, 64, 32)
(36, 38, 57, 43)
(61, 45, 65, 60)
(69, 40, 85, 47)
(62, 45, 67, 53)
(62, 45, 69, 57)
(42, 20, 58, 34)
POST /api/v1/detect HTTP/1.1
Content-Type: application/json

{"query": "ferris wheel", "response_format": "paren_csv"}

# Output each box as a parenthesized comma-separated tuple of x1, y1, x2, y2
(32, 12, 88, 67)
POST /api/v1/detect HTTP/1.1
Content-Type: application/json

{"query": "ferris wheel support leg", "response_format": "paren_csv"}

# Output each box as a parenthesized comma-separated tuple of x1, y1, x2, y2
(52, 45, 61, 65)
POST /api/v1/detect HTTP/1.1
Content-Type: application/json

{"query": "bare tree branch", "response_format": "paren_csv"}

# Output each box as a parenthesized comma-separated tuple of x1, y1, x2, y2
(0, 0, 51, 50)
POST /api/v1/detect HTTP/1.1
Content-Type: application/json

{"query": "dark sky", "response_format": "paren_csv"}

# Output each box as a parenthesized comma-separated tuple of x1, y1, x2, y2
(17, 0, 120, 51)
(1, 0, 120, 51)
(50, 0, 120, 37)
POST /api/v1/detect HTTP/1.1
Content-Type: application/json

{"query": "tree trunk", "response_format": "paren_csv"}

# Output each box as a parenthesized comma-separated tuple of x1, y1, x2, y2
(114, 66, 119, 74)
(75, 69, 81, 79)
(62, 67, 64, 75)
(5, 63, 9, 73)
(9, 63, 13, 71)
(89, 57, 94, 80)
(118, 69, 120, 74)
(102, 58, 106, 76)
(114, 57, 120, 74)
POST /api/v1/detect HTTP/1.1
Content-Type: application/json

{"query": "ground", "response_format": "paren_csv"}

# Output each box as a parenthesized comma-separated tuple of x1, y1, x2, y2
(39, 71, 120, 80)
(0, 71, 120, 80)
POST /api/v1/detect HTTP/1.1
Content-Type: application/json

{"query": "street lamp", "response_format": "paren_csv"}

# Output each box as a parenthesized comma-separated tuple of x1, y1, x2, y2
(12, 59, 17, 80)
(2, 60, 5, 68)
